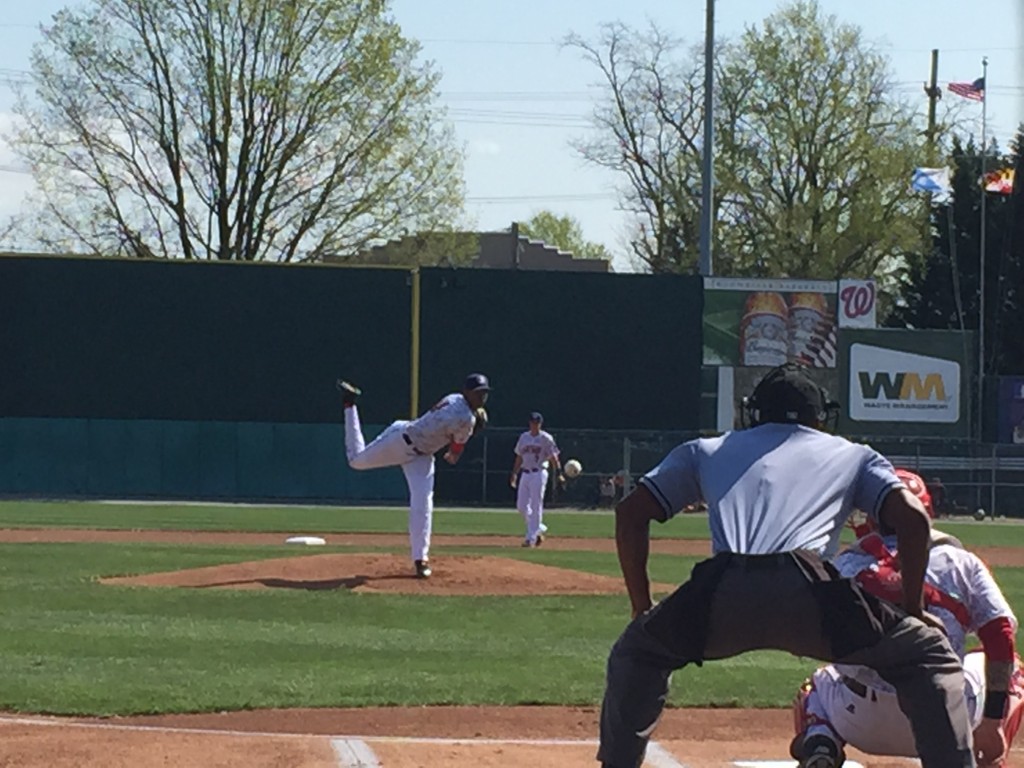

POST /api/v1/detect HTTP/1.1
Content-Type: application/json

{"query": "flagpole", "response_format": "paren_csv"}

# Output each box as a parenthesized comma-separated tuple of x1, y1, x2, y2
(978, 56, 988, 444)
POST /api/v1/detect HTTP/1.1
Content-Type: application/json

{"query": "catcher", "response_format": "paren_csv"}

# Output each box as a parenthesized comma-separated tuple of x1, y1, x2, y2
(337, 373, 490, 579)
(792, 469, 1024, 768)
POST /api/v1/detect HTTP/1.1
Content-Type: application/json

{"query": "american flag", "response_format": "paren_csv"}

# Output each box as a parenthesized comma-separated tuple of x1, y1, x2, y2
(795, 315, 837, 368)
(948, 77, 985, 102)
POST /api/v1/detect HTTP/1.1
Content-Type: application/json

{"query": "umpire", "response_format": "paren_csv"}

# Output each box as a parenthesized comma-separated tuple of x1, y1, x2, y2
(598, 363, 974, 768)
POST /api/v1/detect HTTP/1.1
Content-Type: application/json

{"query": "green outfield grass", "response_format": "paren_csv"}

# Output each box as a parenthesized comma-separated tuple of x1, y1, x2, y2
(0, 500, 700, 539)
(1, 500, 1021, 547)
(0, 501, 1022, 716)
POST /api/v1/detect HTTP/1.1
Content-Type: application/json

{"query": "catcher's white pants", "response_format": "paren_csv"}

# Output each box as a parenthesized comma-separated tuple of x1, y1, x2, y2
(344, 407, 434, 562)
(801, 651, 986, 756)
(516, 468, 549, 543)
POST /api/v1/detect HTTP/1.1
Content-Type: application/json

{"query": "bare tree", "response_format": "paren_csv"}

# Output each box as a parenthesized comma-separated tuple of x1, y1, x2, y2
(5, 0, 465, 262)
(566, 23, 706, 273)
(569, 1, 929, 280)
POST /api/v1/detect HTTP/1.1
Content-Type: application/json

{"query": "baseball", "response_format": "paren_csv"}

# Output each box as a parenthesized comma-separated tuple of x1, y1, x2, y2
(564, 459, 583, 478)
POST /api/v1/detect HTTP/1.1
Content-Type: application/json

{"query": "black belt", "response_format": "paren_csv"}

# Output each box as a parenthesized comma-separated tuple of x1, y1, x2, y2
(730, 553, 795, 570)
(402, 433, 425, 455)
(842, 675, 868, 698)
(521, 468, 542, 474)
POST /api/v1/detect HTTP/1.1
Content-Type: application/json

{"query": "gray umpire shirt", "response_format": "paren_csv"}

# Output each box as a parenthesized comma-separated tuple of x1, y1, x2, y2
(640, 423, 903, 558)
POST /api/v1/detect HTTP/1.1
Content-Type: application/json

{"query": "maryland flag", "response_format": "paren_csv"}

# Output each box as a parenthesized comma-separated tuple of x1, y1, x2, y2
(982, 168, 1016, 195)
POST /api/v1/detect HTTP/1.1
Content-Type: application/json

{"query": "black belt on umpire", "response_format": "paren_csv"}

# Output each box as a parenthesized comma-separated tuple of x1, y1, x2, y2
(730, 553, 796, 570)
(402, 433, 425, 456)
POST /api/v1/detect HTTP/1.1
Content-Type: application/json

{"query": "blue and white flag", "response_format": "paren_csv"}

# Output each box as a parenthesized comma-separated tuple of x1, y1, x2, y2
(911, 167, 953, 202)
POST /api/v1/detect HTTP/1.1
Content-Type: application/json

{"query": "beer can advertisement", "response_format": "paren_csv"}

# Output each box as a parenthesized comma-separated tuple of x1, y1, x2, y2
(702, 278, 839, 368)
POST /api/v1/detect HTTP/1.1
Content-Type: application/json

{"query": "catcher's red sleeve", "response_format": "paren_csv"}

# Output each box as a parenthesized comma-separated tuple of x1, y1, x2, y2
(978, 617, 1016, 662)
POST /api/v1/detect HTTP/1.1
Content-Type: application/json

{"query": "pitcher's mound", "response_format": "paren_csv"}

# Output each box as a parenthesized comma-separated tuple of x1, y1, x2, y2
(101, 554, 660, 596)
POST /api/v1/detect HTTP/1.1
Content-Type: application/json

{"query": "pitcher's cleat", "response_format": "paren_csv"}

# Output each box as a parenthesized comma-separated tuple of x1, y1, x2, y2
(336, 380, 362, 406)
(414, 559, 432, 579)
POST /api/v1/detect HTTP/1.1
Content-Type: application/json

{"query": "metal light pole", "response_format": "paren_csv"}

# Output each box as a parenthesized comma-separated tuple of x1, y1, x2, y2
(978, 56, 989, 443)
(698, 0, 715, 277)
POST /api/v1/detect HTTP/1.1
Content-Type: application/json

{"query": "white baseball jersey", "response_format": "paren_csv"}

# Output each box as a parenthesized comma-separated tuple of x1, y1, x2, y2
(514, 430, 559, 471)
(805, 651, 990, 755)
(834, 533, 1017, 693)
(640, 423, 902, 558)
(404, 393, 476, 455)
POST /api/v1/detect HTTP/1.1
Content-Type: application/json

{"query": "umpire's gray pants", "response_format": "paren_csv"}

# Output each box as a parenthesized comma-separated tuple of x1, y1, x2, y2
(597, 557, 974, 768)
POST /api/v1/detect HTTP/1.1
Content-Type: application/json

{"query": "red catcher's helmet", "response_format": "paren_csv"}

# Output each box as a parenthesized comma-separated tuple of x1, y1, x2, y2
(850, 467, 934, 538)
(894, 468, 933, 517)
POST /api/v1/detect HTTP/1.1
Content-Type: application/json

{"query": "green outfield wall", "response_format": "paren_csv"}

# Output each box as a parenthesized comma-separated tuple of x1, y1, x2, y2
(0, 255, 703, 501)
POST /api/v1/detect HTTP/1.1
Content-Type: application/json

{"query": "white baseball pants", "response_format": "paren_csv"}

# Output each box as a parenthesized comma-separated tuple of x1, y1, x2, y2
(802, 651, 985, 757)
(344, 407, 434, 562)
(516, 469, 549, 543)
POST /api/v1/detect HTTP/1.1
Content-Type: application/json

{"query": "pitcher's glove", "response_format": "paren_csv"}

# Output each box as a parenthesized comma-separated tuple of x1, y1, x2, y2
(472, 407, 488, 436)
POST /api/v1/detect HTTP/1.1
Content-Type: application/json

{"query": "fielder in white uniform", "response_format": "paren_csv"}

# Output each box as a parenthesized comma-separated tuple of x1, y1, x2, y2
(510, 412, 563, 547)
(338, 373, 490, 578)
(793, 469, 1024, 768)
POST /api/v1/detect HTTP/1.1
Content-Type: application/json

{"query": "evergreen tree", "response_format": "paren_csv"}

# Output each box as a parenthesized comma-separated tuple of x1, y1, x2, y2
(888, 128, 1023, 376)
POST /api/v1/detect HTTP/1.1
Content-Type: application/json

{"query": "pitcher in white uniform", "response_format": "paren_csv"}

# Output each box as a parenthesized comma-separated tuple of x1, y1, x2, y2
(338, 373, 490, 578)
(792, 470, 1024, 768)
(510, 412, 563, 547)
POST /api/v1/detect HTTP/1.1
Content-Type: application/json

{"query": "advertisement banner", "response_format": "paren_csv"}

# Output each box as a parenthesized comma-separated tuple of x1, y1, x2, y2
(838, 329, 972, 438)
(997, 377, 1024, 444)
(838, 279, 877, 328)
(848, 344, 960, 423)
(702, 278, 838, 368)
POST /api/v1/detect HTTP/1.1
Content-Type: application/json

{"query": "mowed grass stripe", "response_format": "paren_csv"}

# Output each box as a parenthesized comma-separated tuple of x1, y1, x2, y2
(0, 500, 706, 539)
(2, 500, 1023, 549)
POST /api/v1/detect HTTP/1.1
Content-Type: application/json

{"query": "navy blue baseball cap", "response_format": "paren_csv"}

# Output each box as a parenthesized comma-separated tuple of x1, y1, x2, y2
(529, 412, 544, 423)
(464, 373, 491, 391)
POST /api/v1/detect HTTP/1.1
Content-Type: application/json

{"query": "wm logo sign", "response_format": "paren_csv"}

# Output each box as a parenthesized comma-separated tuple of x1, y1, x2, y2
(849, 344, 960, 423)
(858, 372, 947, 401)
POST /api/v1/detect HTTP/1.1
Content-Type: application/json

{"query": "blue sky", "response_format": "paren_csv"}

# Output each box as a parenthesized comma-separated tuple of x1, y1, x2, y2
(0, 1, 1021, 270)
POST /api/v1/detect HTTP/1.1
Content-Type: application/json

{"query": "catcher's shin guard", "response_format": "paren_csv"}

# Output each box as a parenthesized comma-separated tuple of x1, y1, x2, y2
(791, 675, 844, 763)
(793, 678, 814, 737)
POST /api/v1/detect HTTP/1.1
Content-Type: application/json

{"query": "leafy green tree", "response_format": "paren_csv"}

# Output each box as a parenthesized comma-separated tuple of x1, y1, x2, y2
(518, 211, 611, 260)
(887, 129, 1022, 376)
(567, 1, 928, 279)
(5, 0, 465, 262)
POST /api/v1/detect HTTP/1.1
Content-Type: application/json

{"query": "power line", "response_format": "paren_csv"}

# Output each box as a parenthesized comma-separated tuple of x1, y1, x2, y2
(420, 38, 558, 47)
(467, 193, 615, 204)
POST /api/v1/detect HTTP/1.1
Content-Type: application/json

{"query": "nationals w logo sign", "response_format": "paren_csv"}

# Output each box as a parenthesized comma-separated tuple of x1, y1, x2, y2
(838, 279, 877, 328)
